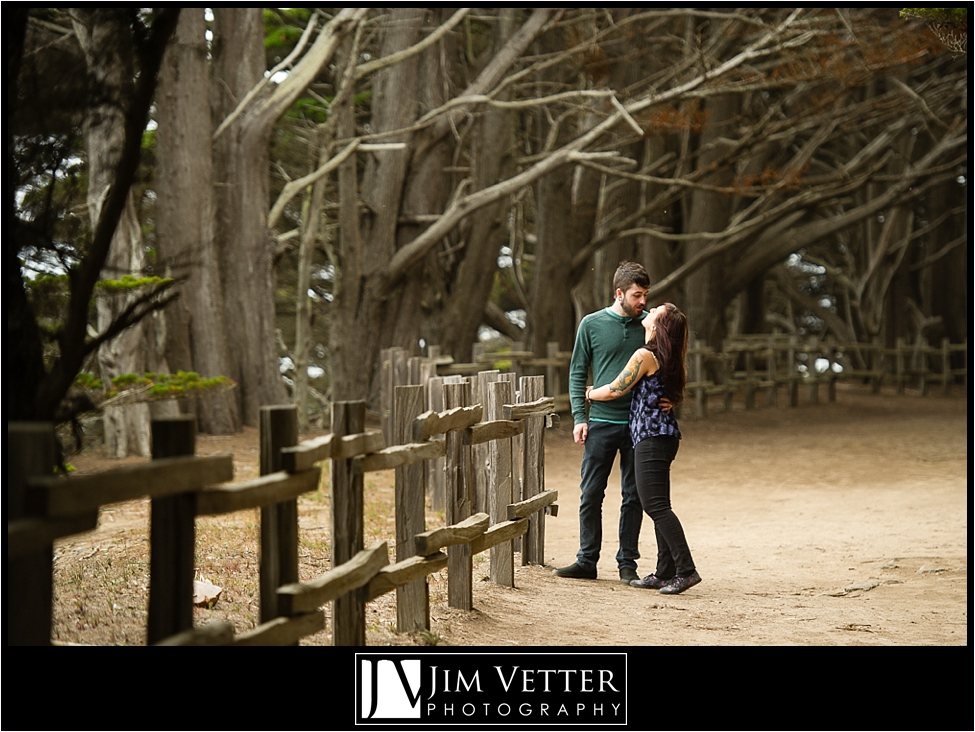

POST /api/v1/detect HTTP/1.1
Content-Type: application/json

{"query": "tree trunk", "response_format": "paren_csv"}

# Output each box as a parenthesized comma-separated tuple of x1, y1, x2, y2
(529, 22, 600, 358)
(211, 8, 288, 425)
(331, 9, 427, 402)
(75, 9, 155, 457)
(439, 9, 519, 361)
(682, 93, 740, 348)
(157, 8, 240, 435)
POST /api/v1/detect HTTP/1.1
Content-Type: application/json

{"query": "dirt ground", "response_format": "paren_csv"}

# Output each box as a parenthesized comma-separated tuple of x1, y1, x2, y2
(54, 383, 967, 646)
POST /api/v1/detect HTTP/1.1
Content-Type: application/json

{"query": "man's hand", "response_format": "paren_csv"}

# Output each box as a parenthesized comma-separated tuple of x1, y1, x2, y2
(659, 397, 673, 414)
(573, 422, 589, 445)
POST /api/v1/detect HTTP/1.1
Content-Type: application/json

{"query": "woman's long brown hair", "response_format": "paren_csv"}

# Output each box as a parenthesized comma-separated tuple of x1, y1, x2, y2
(644, 303, 688, 407)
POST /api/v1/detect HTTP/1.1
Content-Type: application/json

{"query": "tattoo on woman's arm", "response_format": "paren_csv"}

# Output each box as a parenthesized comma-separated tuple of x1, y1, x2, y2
(610, 357, 642, 394)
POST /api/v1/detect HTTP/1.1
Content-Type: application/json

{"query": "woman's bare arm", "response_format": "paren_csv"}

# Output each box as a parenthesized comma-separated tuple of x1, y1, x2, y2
(586, 349, 658, 401)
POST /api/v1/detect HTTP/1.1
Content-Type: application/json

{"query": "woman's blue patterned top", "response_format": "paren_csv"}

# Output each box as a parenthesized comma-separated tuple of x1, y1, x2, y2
(629, 348, 681, 447)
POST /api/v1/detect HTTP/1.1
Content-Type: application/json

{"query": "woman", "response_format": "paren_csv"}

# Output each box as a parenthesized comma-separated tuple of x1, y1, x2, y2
(586, 303, 701, 595)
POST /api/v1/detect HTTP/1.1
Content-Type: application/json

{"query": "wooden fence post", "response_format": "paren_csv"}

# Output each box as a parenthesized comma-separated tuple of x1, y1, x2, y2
(895, 337, 906, 394)
(941, 338, 951, 395)
(381, 347, 408, 445)
(788, 336, 800, 407)
(693, 340, 707, 418)
(147, 416, 197, 644)
(826, 342, 838, 403)
(725, 351, 736, 411)
(488, 379, 515, 587)
(426, 375, 446, 513)
(744, 347, 756, 410)
(870, 338, 883, 393)
(259, 406, 299, 625)
(473, 370, 500, 516)
(443, 380, 475, 610)
(8, 423, 55, 645)
(394, 385, 428, 632)
(767, 336, 779, 407)
(918, 338, 929, 397)
(807, 343, 820, 405)
(519, 376, 547, 566)
(331, 400, 366, 645)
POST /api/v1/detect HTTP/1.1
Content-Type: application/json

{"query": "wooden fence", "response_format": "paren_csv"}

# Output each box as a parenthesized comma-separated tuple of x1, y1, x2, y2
(7, 376, 558, 646)
(685, 335, 968, 418)
(385, 335, 967, 427)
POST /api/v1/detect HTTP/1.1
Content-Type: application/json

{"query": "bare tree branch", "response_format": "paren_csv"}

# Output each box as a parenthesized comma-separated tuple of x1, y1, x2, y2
(354, 8, 470, 79)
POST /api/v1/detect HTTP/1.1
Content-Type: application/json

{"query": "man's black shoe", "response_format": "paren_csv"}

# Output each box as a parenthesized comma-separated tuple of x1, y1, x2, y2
(619, 568, 640, 585)
(553, 562, 597, 580)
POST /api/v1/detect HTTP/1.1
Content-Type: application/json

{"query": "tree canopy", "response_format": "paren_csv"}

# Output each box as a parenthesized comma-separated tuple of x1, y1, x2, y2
(8, 8, 968, 446)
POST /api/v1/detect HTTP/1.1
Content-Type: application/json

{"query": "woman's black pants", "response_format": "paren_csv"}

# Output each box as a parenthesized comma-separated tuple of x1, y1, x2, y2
(633, 435, 696, 579)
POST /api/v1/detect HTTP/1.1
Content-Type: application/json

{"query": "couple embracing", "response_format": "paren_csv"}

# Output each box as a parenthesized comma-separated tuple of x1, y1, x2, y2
(554, 261, 701, 596)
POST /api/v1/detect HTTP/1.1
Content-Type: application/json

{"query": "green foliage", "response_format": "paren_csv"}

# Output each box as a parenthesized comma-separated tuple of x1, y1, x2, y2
(26, 272, 70, 292)
(141, 128, 156, 153)
(72, 370, 232, 401)
(74, 372, 104, 391)
(264, 8, 311, 50)
(94, 275, 173, 292)
(900, 8, 968, 22)
(419, 629, 442, 646)
(284, 97, 330, 125)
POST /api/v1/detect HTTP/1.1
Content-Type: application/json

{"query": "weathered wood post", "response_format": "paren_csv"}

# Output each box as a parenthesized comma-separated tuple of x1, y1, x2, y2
(500, 372, 520, 556)
(719, 343, 734, 412)
(918, 338, 929, 397)
(807, 343, 820, 405)
(8, 423, 55, 645)
(443, 380, 475, 610)
(394, 385, 428, 632)
(408, 355, 423, 386)
(788, 336, 800, 407)
(895, 337, 906, 395)
(826, 342, 838, 403)
(487, 379, 515, 587)
(744, 346, 756, 410)
(381, 347, 408, 445)
(692, 340, 707, 418)
(259, 405, 299, 624)
(331, 400, 366, 645)
(147, 416, 197, 644)
(519, 376, 547, 566)
(941, 338, 951, 395)
(870, 337, 883, 394)
(767, 335, 779, 407)
(473, 370, 500, 515)
(426, 375, 446, 513)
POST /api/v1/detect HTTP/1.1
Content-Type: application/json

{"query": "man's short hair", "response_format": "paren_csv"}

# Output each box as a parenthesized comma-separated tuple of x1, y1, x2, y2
(613, 261, 650, 293)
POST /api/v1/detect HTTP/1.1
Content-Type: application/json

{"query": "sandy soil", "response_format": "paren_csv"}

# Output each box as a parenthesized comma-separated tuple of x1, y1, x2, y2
(54, 383, 967, 646)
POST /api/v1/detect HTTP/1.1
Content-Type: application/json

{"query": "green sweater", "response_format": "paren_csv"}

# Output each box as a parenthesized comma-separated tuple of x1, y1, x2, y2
(569, 307, 649, 425)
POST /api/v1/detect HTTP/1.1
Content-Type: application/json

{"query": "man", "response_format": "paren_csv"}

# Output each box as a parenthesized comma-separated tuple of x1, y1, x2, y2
(555, 261, 649, 585)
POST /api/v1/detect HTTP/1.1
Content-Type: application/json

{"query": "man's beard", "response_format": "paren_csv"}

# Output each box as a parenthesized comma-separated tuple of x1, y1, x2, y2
(621, 301, 642, 319)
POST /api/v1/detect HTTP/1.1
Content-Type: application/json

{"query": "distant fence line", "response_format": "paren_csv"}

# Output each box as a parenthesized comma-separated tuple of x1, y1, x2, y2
(384, 335, 967, 428)
(8, 375, 558, 646)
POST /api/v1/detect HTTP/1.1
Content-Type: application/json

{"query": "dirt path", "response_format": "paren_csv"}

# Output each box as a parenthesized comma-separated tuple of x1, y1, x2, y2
(432, 384, 968, 646)
(55, 384, 967, 646)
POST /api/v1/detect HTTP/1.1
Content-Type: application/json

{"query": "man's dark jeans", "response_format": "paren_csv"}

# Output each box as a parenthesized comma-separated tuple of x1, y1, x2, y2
(575, 421, 643, 572)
